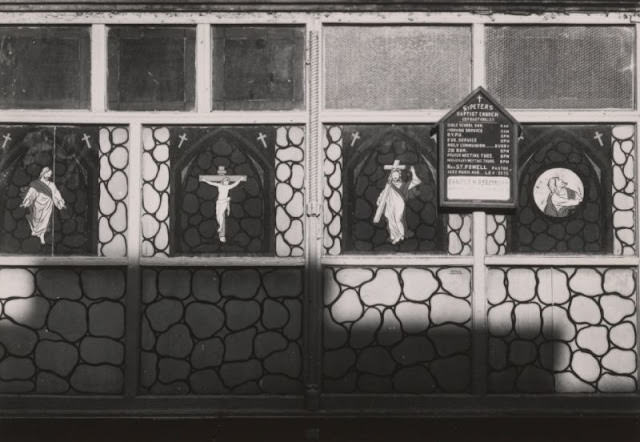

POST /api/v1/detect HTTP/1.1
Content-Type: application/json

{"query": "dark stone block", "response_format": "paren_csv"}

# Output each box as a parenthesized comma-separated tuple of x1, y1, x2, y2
(263, 269, 302, 298)
(70, 364, 123, 394)
(192, 270, 221, 303)
(141, 317, 156, 351)
(142, 269, 158, 304)
(391, 336, 436, 365)
(81, 269, 125, 300)
(0, 356, 35, 380)
(356, 347, 395, 376)
(225, 299, 260, 331)
(283, 299, 302, 340)
(427, 324, 471, 357)
(185, 302, 224, 339)
(219, 360, 262, 388)
(324, 348, 356, 379)
(35, 341, 78, 377)
(158, 269, 191, 299)
(224, 328, 256, 362)
(36, 372, 69, 394)
(190, 369, 226, 394)
(158, 358, 190, 383)
(146, 298, 184, 333)
(150, 381, 189, 395)
(357, 374, 393, 393)
(220, 269, 260, 299)
(80, 337, 124, 365)
(262, 299, 289, 330)
(191, 337, 224, 369)
(157, 324, 193, 358)
(430, 355, 470, 393)
(264, 343, 301, 378)
(254, 331, 288, 359)
(259, 375, 303, 394)
(88, 301, 125, 339)
(48, 300, 88, 342)
(393, 366, 437, 393)
(0, 380, 33, 393)
(140, 351, 157, 389)
(37, 269, 81, 300)
(3, 297, 49, 329)
(516, 366, 554, 393)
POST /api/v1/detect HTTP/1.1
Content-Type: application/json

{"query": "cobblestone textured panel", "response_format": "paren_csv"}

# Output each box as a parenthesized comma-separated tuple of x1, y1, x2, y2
(141, 126, 171, 257)
(323, 266, 472, 393)
(487, 267, 637, 393)
(0, 267, 126, 394)
(323, 125, 343, 256)
(140, 267, 304, 394)
(447, 214, 472, 256)
(486, 214, 507, 255)
(274, 126, 305, 257)
(611, 125, 635, 255)
(98, 126, 129, 257)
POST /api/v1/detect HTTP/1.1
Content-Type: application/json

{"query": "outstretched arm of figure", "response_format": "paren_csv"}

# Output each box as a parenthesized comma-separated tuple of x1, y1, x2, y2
(227, 177, 246, 190)
(202, 179, 222, 188)
(408, 166, 422, 190)
(20, 187, 37, 208)
(551, 192, 583, 207)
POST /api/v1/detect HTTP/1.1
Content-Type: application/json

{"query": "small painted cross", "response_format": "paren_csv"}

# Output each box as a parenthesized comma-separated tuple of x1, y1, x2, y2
(383, 159, 407, 171)
(476, 95, 483, 104)
(350, 131, 360, 147)
(1, 133, 11, 150)
(82, 133, 92, 149)
(257, 132, 268, 149)
(178, 133, 188, 149)
(593, 131, 604, 147)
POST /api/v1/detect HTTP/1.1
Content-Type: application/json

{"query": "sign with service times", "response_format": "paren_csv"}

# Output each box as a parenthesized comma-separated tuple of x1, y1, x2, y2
(435, 87, 521, 209)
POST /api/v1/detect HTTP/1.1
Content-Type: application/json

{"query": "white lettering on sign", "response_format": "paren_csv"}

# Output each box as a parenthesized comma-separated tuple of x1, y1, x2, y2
(446, 176, 510, 201)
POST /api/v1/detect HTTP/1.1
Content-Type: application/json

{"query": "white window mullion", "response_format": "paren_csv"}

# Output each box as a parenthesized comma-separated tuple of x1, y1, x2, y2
(196, 23, 212, 113)
(91, 24, 107, 112)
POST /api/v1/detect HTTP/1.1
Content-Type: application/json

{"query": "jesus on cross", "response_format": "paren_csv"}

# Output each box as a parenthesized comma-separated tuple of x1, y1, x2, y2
(373, 159, 422, 244)
(199, 166, 247, 243)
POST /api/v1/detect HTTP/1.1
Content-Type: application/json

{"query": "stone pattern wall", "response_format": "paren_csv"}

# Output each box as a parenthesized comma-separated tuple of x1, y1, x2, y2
(141, 126, 171, 257)
(0, 267, 126, 394)
(611, 125, 635, 255)
(323, 266, 472, 393)
(323, 125, 343, 256)
(488, 267, 637, 393)
(98, 126, 129, 257)
(274, 126, 305, 257)
(140, 267, 303, 394)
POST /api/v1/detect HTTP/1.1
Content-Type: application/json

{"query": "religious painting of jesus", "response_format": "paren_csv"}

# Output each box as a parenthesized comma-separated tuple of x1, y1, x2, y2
(20, 166, 67, 244)
(373, 160, 422, 244)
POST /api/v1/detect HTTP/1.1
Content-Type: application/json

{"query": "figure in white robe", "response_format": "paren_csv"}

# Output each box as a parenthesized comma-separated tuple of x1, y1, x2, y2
(373, 163, 421, 244)
(20, 167, 66, 244)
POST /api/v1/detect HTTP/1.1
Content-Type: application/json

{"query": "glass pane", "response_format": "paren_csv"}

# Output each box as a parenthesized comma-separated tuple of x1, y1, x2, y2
(141, 125, 305, 258)
(509, 125, 619, 254)
(0, 26, 90, 109)
(0, 124, 129, 257)
(324, 26, 472, 110)
(212, 26, 305, 110)
(487, 26, 635, 109)
(108, 26, 195, 111)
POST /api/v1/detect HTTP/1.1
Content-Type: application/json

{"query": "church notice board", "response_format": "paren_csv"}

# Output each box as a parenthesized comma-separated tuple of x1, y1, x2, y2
(435, 87, 521, 209)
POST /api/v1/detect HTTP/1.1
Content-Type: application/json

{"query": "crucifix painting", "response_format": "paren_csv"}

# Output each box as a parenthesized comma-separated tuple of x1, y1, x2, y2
(373, 159, 422, 244)
(20, 166, 66, 244)
(199, 165, 247, 243)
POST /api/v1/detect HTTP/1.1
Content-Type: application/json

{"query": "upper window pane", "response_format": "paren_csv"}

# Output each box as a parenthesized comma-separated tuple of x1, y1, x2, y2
(0, 26, 90, 109)
(212, 26, 305, 110)
(108, 26, 195, 111)
(487, 26, 635, 109)
(324, 25, 471, 110)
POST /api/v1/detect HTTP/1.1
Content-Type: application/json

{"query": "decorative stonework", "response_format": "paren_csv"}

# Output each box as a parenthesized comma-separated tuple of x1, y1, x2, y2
(140, 267, 304, 394)
(323, 125, 343, 256)
(274, 126, 305, 257)
(323, 266, 472, 393)
(98, 126, 129, 257)
(611, 125, 635, 255)
(0, 267, 126, 394)
(447, 214, 472, 256)
(487, 267, 637, 393)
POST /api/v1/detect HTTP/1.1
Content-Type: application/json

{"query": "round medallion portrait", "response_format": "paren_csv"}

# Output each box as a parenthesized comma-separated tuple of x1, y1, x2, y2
(533, 168, 584, 218)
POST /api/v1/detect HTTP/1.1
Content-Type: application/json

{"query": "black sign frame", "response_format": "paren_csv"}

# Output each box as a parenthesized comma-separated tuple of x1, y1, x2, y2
(435, 86, 521, 210)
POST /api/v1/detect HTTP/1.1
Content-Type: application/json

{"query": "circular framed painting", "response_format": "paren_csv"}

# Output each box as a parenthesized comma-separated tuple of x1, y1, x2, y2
(533, 168, 584, 218)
